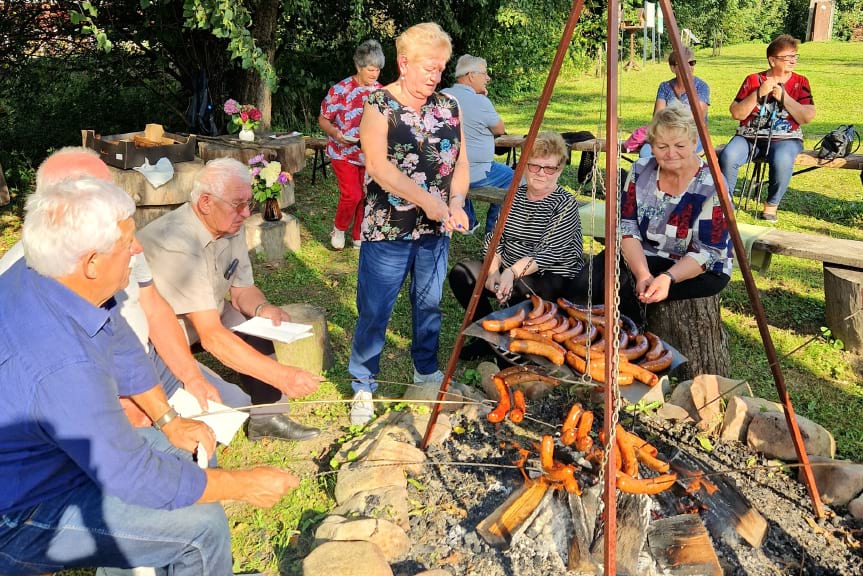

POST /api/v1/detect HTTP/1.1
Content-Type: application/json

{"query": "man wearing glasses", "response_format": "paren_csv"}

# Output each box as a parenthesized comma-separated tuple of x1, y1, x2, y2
(139, 158, 323, 442)
(443, 54, 514, 235)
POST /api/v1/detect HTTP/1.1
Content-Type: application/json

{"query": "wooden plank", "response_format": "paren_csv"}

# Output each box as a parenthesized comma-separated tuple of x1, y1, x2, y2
(647, 514, 723, 576)
(476, 481, 549, 548)
(198, 134, 306, 174)
(496, 136, 862, 170)
(824, 266, 863, 353)
(752, 229, 863, 269)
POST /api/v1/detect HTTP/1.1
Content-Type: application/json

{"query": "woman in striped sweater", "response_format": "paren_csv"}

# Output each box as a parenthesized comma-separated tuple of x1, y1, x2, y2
(449, 131, 589, 358)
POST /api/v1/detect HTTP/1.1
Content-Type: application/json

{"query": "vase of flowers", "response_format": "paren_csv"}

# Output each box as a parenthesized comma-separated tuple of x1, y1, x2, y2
(224, 98, 262, 141)
(248, 154, 291, 222)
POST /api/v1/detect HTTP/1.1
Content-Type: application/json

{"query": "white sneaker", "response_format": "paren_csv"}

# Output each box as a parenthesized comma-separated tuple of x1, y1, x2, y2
(330, 228, 346, 250)
(413, 368, 444, 385)
(350, 390, 374, 426)
(352, 239, 362, 249)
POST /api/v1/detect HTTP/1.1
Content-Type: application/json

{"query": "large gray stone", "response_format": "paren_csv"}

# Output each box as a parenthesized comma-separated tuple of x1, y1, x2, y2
(315, 515, 411, 561)
(364, 437, 427, 476)
(799, 455, 863, 506)
(746, 411, 835, 461)
(720, 396, 783, 443)
(302, 540, 393, 576)
(335, 460, 407, 504)
(331, 485, 411, 530)
(848, 493, 863, 519)
(401, 412, 452, 447)
(671, 375, 752, 427)
(477, 361, 501, 400)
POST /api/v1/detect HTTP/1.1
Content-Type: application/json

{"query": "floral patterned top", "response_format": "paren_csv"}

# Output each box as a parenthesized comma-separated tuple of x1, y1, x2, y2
(361, 89, 462, 242)
(320, 75, 382, 165)
(620, 158, 733, 276)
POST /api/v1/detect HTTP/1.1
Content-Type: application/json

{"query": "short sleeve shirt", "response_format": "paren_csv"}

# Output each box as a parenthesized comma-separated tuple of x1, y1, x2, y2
(320, 76, 382, 165)
(441, 83, 501, 183)
(115, 254, 154, 350)
(733, 72, 813, 140)
(138, 203, 254, 344)
(620, 158, 732, 276)
(361, 89, 462, 242)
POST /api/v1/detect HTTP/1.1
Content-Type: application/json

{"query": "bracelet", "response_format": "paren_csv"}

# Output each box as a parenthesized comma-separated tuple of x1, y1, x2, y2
(450, 194, 465, 208)
(660, 270, 677, 285)
(152, 407, 179, 431)
(254, 302, 269, 317)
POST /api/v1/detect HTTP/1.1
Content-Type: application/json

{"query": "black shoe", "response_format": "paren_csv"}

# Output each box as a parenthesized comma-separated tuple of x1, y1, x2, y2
(247, 414, 320, 442)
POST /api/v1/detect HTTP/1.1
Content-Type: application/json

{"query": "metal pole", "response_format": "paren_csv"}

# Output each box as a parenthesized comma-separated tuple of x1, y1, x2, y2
(656, 0, 824, 519)
(420, 0, 588, 450)
(603, 0, 620, 571)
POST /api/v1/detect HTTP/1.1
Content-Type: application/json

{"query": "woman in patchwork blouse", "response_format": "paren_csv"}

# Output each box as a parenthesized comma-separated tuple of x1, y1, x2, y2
(347, 22, 470, 425)
(594, 103, 732, 323)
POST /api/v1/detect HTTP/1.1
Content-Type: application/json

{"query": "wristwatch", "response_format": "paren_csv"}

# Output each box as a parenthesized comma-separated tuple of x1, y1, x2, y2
(660, 270, 677, 285)
(152, 407, 179, 431)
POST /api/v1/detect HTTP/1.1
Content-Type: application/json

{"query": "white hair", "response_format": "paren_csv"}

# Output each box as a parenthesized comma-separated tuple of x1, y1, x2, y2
(190, 157, 252, 203)
(455, 54, 487, 78)
(23, 178, 136, 277)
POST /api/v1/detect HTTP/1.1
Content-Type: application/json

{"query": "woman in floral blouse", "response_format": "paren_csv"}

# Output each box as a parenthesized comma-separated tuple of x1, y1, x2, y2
(347, 22, 470, 425)
(591, 103, 732, 324)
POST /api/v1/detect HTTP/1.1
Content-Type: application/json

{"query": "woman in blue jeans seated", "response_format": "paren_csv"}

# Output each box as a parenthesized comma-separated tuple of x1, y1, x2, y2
(592, 104, 733, 324)
(640, 45, 710, 158)
(449, 131, 589, 359)
(347, 23, 470, 426)
(719, 34, 816, 221)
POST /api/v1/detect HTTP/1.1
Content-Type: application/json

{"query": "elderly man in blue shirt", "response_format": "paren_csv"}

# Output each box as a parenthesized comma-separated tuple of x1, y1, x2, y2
(443, 54, 514, 235)
(0, 178, 298, 575)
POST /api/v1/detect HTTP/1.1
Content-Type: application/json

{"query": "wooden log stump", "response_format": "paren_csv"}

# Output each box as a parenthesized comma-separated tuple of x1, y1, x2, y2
(273, 303, 333, 376)
(647, 294, 730, 381)
(824, 265, 863, 354)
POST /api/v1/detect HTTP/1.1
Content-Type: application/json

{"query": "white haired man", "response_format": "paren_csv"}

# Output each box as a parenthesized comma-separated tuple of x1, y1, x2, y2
(443, 54, 514, 235)
(138, 158, 322, 441)
(0, 148, 251, 427)
(0, 178, 298, 574)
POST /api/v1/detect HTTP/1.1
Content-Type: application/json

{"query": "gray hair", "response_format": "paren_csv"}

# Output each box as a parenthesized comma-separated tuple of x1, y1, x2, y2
(667, 45, 694, 67)
(354, 39, 385, 69)
(190, 157, 252, 203)
(455, 54, 487, 78)
(23, 177, 135, 277)
(647, 101, 698, 145)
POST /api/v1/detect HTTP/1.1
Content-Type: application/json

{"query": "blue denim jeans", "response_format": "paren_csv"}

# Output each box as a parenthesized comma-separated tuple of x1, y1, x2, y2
(719, 135, 803, 207)
(468, 162, 515, 234)
(349, 234, 450, 392)
(0, 429, 231, 576)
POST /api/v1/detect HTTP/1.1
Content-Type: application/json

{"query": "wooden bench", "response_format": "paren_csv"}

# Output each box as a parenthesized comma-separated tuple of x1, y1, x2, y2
(304, 136, 330, 184)
(470, 186, 863, 353)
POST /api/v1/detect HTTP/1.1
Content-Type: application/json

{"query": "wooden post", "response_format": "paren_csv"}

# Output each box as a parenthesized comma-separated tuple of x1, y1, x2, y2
(824, 265, 863, 354)
(647, 295, 730, 381)
(272, 303, 333, 376)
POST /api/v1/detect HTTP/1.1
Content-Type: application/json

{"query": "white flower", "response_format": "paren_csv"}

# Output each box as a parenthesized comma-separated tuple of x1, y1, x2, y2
(259, 161, 282, 188)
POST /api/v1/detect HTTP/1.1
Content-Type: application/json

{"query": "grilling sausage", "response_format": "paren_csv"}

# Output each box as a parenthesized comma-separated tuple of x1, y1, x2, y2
(482, 308, 526, 332)
(509, 339, 565, 366)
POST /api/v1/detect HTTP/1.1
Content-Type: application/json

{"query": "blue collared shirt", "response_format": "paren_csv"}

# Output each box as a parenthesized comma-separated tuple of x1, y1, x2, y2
(442, 83, 502, 183)
(0, 260, 207, 514)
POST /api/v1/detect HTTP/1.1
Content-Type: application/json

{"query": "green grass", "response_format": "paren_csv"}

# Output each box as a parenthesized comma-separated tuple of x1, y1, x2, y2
(3, 39, 862, 575)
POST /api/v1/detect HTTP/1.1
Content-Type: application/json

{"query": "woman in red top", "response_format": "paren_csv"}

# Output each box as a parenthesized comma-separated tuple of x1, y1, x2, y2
(319, 40, 385, 249)
(718, 34, 816, 221)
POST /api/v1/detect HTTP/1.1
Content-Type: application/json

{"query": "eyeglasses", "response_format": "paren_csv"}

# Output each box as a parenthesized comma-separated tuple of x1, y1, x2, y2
(774, 54, 799, 62)
(209, 194, 255, 213)
(526, 162, 561, 175)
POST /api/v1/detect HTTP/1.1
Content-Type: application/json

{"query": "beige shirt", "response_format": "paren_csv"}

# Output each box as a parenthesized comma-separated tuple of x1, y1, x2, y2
(138, 202, 254, 344)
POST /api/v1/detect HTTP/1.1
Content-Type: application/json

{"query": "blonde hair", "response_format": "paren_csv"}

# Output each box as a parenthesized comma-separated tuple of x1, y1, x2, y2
(396, 22, 452, 64)
(529, 131, 568, 166)
(647, 102, 697, 145)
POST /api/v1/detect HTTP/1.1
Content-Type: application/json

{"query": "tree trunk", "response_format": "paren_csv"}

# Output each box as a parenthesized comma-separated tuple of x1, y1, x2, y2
(646, 295, 730, 381)
(241, 0, 280, 129)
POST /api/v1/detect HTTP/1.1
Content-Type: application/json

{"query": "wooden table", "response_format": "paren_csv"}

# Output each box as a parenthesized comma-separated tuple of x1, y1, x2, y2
(197, 133, 306, 174)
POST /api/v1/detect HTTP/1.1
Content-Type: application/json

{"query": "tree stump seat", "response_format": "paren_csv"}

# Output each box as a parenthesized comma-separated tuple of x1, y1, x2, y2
(273, 303, 334, 376)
